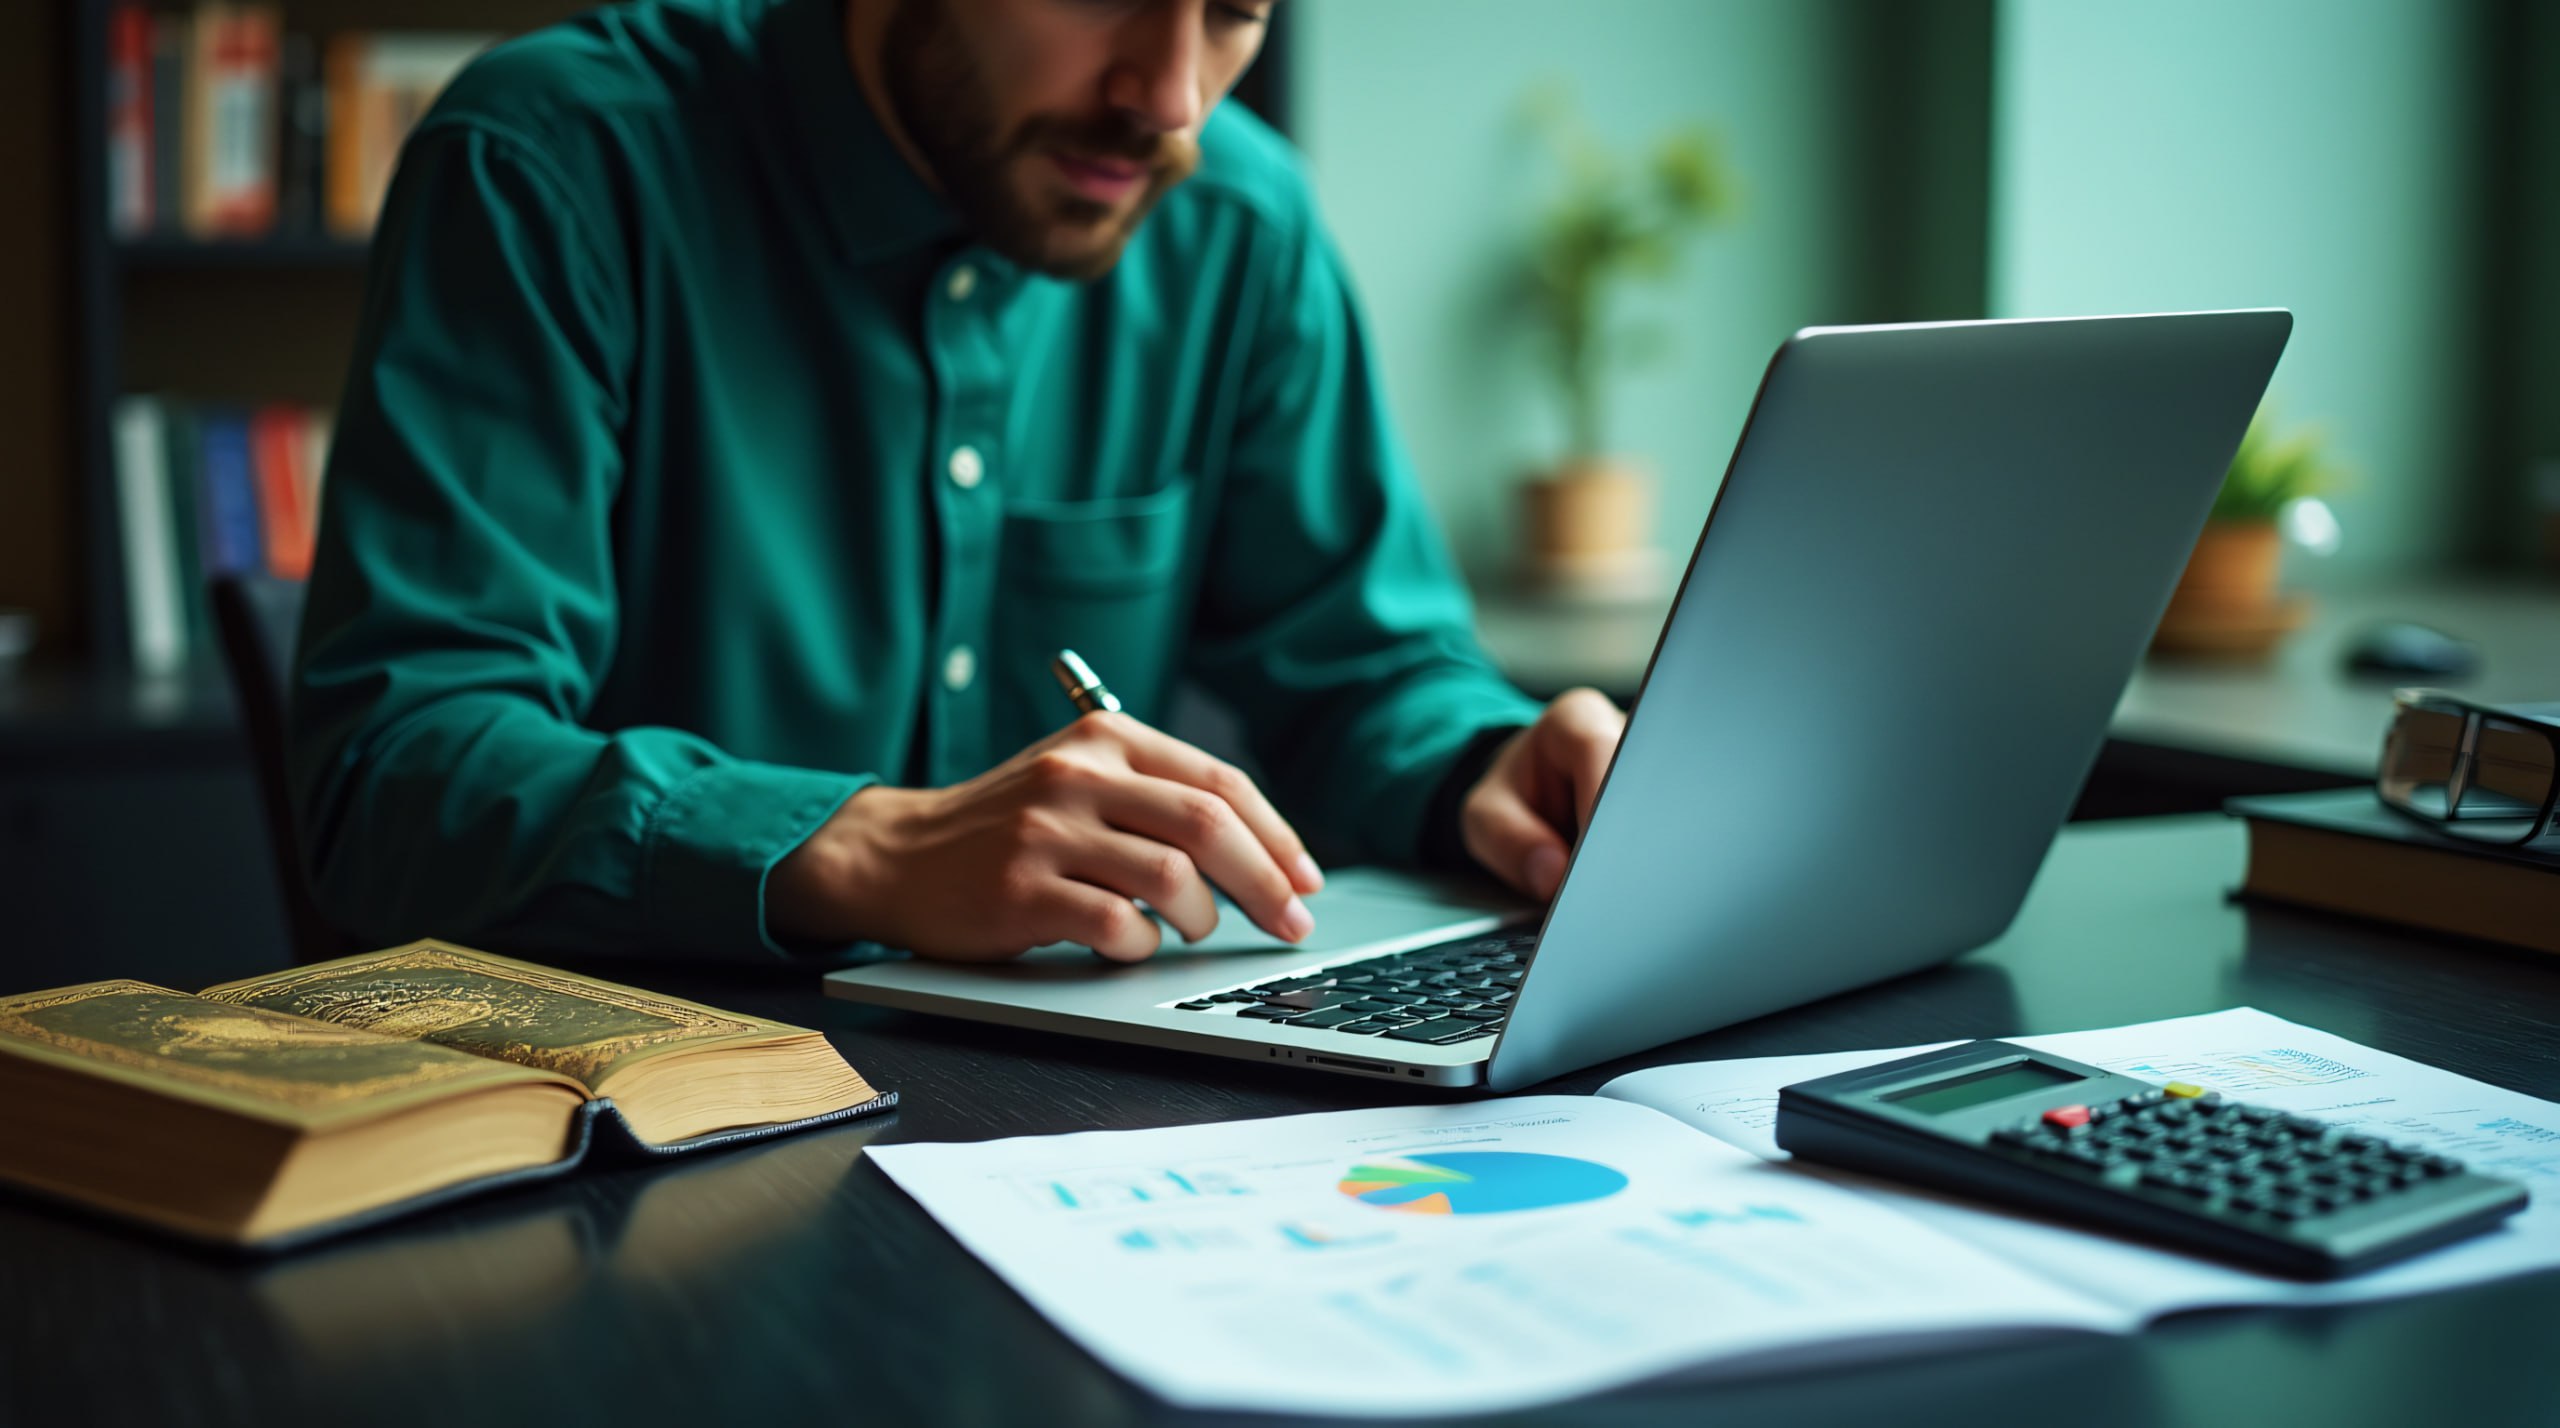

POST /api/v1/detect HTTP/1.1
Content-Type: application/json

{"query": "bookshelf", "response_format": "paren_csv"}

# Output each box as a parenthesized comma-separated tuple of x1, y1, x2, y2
(37, 0, 583, 985)
(67, 0, 556, 690)
(60, 0, 1293, 691)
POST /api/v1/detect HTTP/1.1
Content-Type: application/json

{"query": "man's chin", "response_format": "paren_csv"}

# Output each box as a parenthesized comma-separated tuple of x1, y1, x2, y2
(1010, 206, 1144, 282)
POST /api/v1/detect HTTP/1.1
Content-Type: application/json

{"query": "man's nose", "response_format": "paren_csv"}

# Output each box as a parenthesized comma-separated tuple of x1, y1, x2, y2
(1104, 3, 1206, 136)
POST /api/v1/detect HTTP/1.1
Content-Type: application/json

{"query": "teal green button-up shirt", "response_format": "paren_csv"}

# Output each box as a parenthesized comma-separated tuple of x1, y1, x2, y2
(290, 0, 1541, 963)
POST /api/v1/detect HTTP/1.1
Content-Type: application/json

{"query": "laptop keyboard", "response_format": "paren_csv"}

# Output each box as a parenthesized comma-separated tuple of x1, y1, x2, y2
(1169, 931, 1535, 1045)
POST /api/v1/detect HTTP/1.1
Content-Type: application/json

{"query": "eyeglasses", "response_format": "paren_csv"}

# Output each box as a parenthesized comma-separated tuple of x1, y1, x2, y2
(2376, 689, 2560, 844)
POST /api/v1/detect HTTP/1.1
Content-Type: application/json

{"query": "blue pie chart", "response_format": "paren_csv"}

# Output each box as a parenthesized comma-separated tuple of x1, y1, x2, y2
(1337, 1151, 1629, 1215)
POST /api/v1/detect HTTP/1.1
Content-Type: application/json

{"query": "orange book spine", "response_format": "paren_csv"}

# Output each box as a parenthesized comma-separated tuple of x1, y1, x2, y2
(322, 35, 370, 238)
(250, 405, 316, 580)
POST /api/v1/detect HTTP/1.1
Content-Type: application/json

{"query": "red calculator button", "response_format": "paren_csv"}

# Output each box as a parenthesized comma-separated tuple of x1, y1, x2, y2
(2042, 1105, 2092, 1129)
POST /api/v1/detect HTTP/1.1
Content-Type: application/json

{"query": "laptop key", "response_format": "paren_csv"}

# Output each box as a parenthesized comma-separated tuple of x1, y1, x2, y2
(1239, 1005, 1305, 1021)
(1384, 1016, 1495, 1044)
(1266, 988, 1363, 1011)
(1175, 1000, 1215, 1010)
(1249, 975, 1337, 995)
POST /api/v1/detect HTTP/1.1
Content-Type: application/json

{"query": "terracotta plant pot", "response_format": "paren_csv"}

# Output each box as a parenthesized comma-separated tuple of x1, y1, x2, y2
(2150, 520, 2308, 659)
(1518, 457, 1664, 603)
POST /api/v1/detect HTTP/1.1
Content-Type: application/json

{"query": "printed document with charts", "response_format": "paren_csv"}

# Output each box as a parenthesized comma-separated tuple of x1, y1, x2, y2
(870, 1009, 2560, 1416)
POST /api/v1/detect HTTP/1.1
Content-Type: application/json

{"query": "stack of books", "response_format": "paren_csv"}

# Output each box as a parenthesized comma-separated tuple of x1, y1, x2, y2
(112, 395, 332, 676)
(2230, 788, 2560, 956)
(105, 3, 495, 243)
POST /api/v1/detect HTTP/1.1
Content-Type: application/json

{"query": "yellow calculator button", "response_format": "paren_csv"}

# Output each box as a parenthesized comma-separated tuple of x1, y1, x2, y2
(2164, 1082, 2206, 1099)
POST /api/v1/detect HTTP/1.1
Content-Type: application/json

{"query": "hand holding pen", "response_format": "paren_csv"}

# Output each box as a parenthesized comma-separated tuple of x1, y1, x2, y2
(765, 648, 1323, 961)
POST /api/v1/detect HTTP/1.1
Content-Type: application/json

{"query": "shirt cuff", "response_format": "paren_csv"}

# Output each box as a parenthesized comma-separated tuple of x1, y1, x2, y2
(641, 759, 873, 960)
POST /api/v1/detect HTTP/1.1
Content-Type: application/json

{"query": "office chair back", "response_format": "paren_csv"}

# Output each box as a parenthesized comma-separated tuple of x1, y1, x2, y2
(209, 574, 344, 965)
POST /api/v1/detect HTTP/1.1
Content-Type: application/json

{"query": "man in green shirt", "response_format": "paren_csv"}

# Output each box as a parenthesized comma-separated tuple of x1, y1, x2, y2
(291, 0, 1628, 966)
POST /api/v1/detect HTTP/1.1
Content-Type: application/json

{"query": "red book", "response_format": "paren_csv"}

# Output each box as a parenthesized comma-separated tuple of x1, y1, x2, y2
(107, 3, 154, 234)
(251, 404, 316, 579)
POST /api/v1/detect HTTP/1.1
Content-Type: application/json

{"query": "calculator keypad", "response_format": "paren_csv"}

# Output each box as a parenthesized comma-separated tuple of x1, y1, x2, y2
(1989, 1089, 2465, 1224)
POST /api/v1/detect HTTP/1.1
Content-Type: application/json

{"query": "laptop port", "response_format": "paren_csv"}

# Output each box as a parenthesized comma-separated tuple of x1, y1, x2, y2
(1302, 1054, 1398, 1078)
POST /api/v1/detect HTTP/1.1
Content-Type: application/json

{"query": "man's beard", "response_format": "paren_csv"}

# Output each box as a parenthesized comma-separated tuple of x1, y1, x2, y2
(881, 0, 1198, 281)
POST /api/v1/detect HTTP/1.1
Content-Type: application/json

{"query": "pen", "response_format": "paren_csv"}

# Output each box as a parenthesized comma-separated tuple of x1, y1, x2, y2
(1050, 648, 1122, 715)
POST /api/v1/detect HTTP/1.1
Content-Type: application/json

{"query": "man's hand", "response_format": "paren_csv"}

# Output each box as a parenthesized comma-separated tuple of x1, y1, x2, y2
(1461, 688, 1629, 900)
(767, 712, 1325, 962)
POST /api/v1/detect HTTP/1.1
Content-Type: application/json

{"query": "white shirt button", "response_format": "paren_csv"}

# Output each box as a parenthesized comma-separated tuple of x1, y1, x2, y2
(948, 445, 985, 490)
(942, 644, 976, 693)
(946, 264, 978, 302)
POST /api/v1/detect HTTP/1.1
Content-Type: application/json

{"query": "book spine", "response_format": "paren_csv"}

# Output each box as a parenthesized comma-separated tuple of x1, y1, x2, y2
(300, 409, 334, 524)
(159, 402, 214, 661)
(111, 396, 189, 676)
(149, 14, 187, 235)
(250, 404, 316, 580)
(277, 32, 325, 237)
(200, 3, 282, 236)
(106, 3, 154, 236)
(2240, 817, 2560, 959)
(322, 34, 369, 238)
(196, 410, 265, 577)
(181, 2, 223, 235)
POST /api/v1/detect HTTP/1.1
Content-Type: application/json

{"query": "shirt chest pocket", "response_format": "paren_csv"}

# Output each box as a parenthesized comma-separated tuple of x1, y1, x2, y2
(985, 475, 1199, 749)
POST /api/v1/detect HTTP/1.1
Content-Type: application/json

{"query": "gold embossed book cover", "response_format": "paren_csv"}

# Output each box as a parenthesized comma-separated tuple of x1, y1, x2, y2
(0, 942, 893, 1249)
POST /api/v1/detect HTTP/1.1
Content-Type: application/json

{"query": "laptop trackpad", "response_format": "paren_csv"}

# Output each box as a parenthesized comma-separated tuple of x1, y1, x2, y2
(1009, 866, 1529, 965)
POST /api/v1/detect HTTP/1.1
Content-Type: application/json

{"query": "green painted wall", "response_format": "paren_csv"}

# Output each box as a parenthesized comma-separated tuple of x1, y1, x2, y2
(1287, 0, 1867, 575)
(1288, 1, 2513, 583)
(1990, 0, 2489, 582)
(2488, 0, 2560, 566)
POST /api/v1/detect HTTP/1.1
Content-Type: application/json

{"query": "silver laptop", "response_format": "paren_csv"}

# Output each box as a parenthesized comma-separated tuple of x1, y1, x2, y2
(826, 311, 2292, 1090)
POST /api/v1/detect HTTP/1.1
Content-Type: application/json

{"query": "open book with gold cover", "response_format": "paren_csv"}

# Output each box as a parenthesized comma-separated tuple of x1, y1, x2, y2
(0, 942, 893, 1249)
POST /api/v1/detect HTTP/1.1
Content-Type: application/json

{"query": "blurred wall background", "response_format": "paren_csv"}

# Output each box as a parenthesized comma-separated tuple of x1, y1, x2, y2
(1993, 0, 2484, 582)
(1286, 0, 2559, 589)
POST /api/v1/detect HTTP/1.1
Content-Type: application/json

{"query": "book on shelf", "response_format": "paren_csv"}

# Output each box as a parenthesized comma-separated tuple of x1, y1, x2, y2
(112, 394, 333, 670)
(0, 942, 894, 1250)
(150, 12, 187, 232)
(196, 407, 266, 576)
(181, 2, 284, 237)
(276, 32, 326, 237)
(250, 404, 318, 581)
(324, 32, 496, 238)
(2229, 787, 2560, 957)
(106, 4, 155, 236)
(110, 397, 188, 676)
(104, 3, 496, 245)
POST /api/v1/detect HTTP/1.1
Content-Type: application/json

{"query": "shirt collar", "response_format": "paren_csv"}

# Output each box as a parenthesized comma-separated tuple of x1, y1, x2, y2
(761, 0, 967, 264)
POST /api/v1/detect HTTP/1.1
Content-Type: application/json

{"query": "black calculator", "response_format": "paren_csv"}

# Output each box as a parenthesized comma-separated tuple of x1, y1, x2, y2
(1774, 1039, 2530, 1279)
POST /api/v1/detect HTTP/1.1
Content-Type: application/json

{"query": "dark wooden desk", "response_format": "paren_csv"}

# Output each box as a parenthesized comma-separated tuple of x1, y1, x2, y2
(7, 816, 2559, 1427)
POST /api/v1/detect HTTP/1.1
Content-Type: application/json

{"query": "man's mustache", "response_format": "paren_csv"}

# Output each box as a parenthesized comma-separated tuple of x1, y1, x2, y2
(1019, 111, 1183, 169)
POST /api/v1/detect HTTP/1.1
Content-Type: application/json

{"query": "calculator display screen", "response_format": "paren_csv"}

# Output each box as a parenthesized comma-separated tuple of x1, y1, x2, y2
(1882, 1059, 2084, 1116)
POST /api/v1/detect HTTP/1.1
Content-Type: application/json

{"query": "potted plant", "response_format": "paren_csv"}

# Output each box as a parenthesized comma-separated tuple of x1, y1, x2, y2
(1515, 95, 1733, 601)
(2151, 412, 2344, 657)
